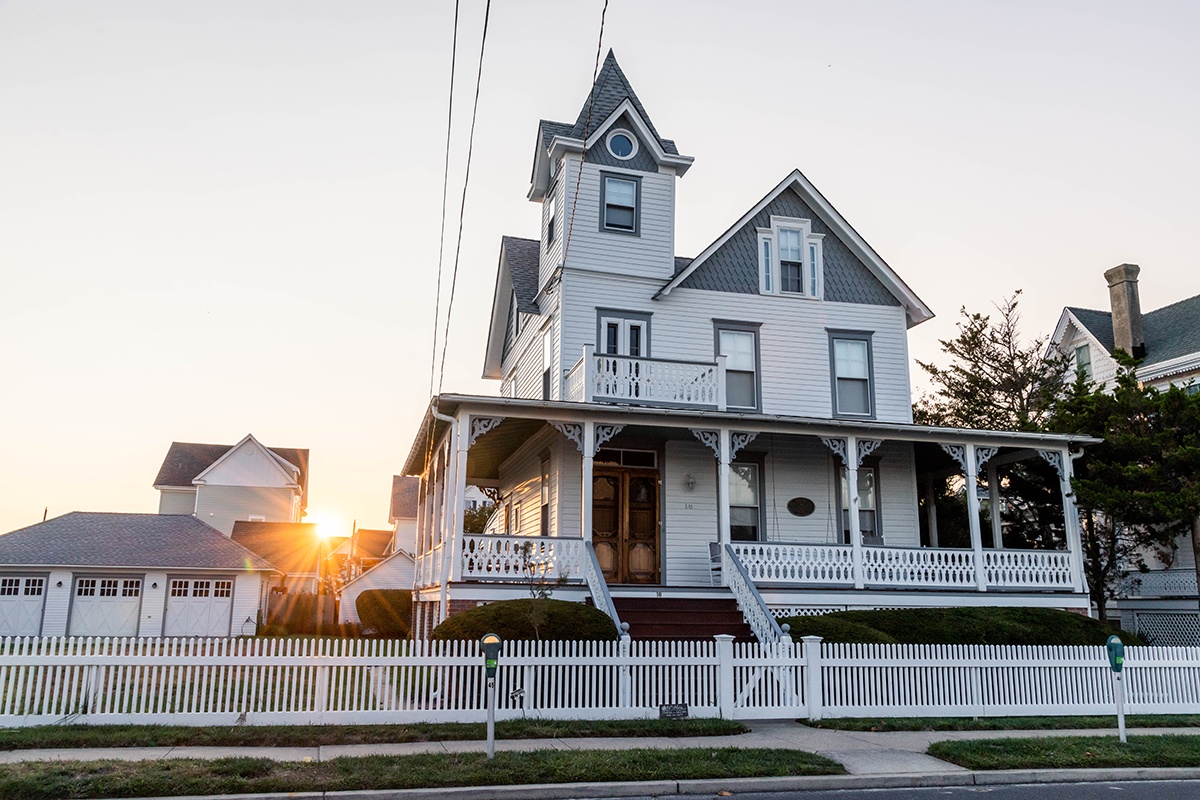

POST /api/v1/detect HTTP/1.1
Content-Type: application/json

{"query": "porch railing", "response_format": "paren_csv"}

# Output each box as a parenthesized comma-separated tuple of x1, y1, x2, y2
(583, 542, 623, 631)
(723, 544, 787, 644)
(565, 345, 726, 409)
(732, 541, 1076, 591)
(459, 535, 586, 582)
(1121, 569, 1199, 598)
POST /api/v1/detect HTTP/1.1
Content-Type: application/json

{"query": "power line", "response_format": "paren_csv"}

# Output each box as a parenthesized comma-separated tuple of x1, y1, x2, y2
(435, 0, 492, 398)
(561, 0, 610, 269)
(427, 0, 462, 400)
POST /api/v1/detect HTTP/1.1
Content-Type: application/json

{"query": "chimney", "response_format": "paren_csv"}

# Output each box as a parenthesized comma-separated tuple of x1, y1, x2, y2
(1104, 263, 1145, 359)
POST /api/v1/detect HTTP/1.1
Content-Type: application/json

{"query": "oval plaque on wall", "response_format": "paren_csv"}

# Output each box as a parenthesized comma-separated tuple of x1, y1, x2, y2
(787, 497, 816, 517)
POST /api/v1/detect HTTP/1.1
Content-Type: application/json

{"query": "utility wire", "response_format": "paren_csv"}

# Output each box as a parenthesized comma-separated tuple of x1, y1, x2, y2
(427, 0, 461, 400)
(561, 0, 610, 269)
(436, 0, 492, 397)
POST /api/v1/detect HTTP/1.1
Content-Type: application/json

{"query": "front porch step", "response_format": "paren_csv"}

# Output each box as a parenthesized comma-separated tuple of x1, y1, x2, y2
(612, 596, 756, 643)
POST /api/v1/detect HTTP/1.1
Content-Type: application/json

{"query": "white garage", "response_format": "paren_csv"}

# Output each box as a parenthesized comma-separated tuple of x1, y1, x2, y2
(68, 577, 143, 637)
(0, 576, 46, 637)
(0, 512, 279, 638)
(164, 577, 235, 637)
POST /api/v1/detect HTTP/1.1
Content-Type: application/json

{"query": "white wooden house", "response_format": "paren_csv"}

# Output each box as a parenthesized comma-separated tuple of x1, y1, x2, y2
(404, 52, 1097, 641)
(1051, 264, 1200, 644)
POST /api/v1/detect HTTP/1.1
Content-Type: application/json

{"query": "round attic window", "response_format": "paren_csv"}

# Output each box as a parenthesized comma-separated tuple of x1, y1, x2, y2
(606, 129, 637, 160)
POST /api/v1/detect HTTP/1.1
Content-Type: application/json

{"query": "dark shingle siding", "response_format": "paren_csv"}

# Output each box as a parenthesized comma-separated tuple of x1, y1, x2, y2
(679, 188, 900, 307)
(390, 475, 420, 520)
(0, 512, 277, 570)
(1070, 294, 1200, 366)
(502, 236, 541, 314)
(583, 113, 658, 172)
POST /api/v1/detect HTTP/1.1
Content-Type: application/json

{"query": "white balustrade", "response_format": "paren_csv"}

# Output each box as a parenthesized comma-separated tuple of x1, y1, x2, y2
(723, 545, 786, 643)
(731, 542, 855, 585)
(566, 347, 725, 409)
(983, 549, 1075, 589)
(460, 535, 586, 582)
(863, 546, 977, 588)
(1121, 569, 1199, 598)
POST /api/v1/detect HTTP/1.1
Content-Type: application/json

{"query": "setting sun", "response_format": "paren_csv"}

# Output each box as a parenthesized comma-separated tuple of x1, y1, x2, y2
(305, 509, 349, 540)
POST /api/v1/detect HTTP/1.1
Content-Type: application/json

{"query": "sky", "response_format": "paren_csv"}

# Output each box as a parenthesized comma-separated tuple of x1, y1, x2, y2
(1, 1, 1198, 537)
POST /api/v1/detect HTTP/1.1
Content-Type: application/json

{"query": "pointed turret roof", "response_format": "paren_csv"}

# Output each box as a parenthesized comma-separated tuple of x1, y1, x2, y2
(565, 50, 678, 154)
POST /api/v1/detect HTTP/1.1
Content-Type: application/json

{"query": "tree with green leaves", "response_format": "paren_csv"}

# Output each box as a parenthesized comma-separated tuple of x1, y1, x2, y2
(914, 292, 1071, 431)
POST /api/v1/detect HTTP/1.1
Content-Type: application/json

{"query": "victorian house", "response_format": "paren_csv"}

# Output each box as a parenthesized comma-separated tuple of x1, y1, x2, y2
(402, 53, 1096, 641)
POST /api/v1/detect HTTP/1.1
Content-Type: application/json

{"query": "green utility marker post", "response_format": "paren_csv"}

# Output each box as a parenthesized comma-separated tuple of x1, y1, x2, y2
(1106, 635, 1126, 744)
(480, 633, 503, 759)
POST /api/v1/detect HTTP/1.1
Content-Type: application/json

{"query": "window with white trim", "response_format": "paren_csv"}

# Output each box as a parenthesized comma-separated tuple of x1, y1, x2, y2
(716, 324, 759, 410)
(23, 579, 43, 597)
(76, 579, 96, 597)
(601, 175, 639, 233)
(758, 216, 823, 298)
(600, 315, 647, 357)
(541, 327, 553, 400)
(831, 333, 873, 417)
(838, 463, 879, 543)
(0, 579, 18, 597)
(729, 463, 761, 541)
(545, 193, 557, 246)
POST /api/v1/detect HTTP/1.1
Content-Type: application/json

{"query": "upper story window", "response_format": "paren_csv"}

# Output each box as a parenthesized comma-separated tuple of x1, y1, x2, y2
(716, 323, 760, 410)
(601, 174, 639, 234)
(599, 311, 649, 357)
(545, 194, 557, 247)
(606, 129, 638, 160)
(758, 216, 823, 298)
(1074, 344, 1091, 380)
(830, 331, 874, 417)
(541, 327, 553, 400)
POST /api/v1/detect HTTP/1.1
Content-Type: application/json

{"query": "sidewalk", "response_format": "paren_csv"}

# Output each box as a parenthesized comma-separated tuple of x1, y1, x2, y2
(2, 721, 1198, 800)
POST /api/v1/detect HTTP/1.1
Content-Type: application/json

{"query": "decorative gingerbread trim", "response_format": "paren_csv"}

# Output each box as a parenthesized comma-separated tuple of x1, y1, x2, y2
(730, 432, 758, 460)
(820, 437, 849, 466)
(691, 429, 721, 459)
(939, 443, 968, 472)
(551, 422, 585, 453)
(594, 424, 625, 450)
(468, 417, 504, 448)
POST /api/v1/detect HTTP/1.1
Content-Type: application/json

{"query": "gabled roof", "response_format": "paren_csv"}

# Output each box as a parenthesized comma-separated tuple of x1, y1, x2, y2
(230, 521, 322, 576)
(656, 169, 934, 327)
(1066, 294, 1200, 368)
(482, 237, 542, 379)
(351, 528, 393, 561)
(0, 512, 277, 571)
(153, 439, 310, 507)
(390, 475, 420, 521)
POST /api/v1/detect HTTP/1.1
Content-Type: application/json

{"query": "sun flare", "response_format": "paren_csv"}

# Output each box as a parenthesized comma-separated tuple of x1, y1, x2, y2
(305, 509, 349, 540)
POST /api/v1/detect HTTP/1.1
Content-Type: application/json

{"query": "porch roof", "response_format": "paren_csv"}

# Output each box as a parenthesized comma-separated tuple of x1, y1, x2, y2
(402, 394, 1101, 477)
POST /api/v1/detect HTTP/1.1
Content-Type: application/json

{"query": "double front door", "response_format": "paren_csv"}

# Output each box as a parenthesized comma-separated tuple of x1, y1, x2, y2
(592, 467, 659, 584)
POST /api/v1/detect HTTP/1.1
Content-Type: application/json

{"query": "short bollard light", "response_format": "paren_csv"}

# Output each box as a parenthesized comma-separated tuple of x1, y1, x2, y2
(480, 633, 503, 759)
(1106, 635, 1127, 744)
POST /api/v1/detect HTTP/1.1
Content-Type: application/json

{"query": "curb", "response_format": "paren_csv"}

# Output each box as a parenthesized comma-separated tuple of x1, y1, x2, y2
(131, 768, 1200, 800)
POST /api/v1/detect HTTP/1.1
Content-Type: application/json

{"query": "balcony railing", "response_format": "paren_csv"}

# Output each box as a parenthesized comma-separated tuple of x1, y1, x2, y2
(731, 541, 1076, 591)
(565, 345, 727, 409)
(1120, 569, 1199, 598)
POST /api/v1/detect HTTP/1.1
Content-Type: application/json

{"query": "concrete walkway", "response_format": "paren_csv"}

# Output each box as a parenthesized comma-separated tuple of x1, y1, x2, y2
(0, 720, 1194, 776)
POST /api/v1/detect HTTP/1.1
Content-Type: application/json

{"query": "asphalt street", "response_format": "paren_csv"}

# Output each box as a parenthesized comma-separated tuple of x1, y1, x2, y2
(583, 781, 1200, 800)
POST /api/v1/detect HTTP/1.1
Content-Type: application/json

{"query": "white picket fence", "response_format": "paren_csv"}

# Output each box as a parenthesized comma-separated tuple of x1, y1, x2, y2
(0, 635, 1197, 727)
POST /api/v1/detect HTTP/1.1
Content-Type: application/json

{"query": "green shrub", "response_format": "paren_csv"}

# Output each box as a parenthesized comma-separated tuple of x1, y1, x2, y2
(781, 607, 1142, 646)
(431, 598, 618, 642)
(356, 590, 413, 638)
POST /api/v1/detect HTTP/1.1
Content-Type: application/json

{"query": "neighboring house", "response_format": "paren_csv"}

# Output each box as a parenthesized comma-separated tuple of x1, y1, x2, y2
(1051, 264, 1200, 644)
(153, 434, 309, 535)
(337, 476, 420, 626)
(401, 52, 1097, 641)
(230, 521, 324, 595)
(0, 512, 277, 638)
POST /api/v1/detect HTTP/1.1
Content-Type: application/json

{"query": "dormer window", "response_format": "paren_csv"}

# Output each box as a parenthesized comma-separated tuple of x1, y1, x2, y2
(606, 129, 637, 160)
(758, 216, 823, 298)
(601, 174, 639, 234)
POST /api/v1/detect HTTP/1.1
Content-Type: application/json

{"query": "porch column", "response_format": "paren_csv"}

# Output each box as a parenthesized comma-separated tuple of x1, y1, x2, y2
(581, 420, 596, 541)
(846, 435, 865, 590)
(1059, 448, 1087, 594)
(415, 475, 428, 587)
(987, 464, 1003, 549)
(924, 477, 939, 548)
(717, 428, 732, 552)
(964, 443, 987, 592)
(448, 415, 470, 582)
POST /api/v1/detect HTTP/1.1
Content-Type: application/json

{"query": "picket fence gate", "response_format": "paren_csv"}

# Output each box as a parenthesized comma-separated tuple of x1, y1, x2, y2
(0, 635, 1197, 727)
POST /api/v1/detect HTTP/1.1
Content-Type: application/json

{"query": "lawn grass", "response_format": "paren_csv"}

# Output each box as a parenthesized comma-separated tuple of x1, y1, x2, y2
(0, 748, 844, 799)
(929, 734, 1200, 770)
(806, 715, 1200, 732)
(0, 717, 747, 750)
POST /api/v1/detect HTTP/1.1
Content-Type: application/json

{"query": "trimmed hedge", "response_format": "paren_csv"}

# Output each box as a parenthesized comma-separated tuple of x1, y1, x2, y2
(432, 598, 619, 642)
(356, 589, 413, 638)
(781, 607, 1142, 646)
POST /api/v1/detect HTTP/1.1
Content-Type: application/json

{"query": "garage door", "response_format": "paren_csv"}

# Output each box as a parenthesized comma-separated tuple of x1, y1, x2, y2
(164, 578, 234, 637)
(69, 577, 142, 637)
(0, 577, 46, 636)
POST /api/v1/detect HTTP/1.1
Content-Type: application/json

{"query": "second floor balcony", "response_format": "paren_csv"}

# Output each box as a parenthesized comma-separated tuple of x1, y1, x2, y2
(565, 345, 729, 410)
